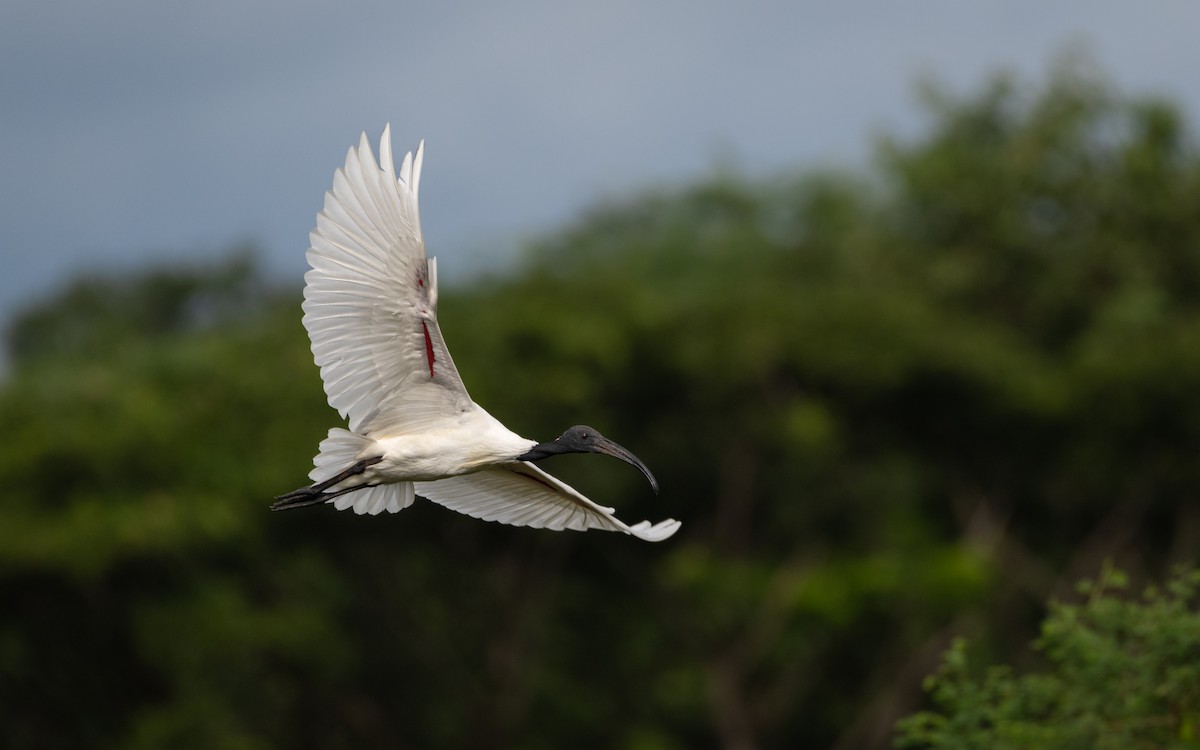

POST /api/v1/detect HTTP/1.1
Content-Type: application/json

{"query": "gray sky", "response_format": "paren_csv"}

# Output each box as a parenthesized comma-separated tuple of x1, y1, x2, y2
(3, 1, 1199, 327)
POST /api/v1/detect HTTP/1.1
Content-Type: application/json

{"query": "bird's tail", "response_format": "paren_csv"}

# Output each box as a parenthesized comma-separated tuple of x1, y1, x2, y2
(310, 428, 376, 484)
(272, 429, 415, 516)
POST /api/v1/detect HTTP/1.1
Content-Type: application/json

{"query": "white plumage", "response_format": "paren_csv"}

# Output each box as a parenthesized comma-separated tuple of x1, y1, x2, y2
(274, 126, 680, 543)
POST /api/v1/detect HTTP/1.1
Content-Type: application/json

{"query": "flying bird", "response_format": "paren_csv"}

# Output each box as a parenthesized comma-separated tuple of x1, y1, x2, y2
(272, 126, 680, 542)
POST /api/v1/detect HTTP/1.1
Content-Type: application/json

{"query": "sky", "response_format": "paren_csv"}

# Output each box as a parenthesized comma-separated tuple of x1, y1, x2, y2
(3, 1, 1200, 329)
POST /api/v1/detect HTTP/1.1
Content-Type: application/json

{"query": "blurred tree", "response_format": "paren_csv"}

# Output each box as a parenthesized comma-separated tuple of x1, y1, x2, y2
(896, 565, 1200, 749)
(5, 248, 263, 366)
(2, 58, 1199, 749)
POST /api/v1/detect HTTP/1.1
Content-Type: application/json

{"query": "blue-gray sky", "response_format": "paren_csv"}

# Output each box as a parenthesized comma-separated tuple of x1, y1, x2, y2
(3, 1, 1199, 326)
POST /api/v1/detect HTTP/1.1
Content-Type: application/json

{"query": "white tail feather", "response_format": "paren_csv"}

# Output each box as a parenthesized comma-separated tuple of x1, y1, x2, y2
(310, 428, 372, 483)
(310, 428, 414, 515)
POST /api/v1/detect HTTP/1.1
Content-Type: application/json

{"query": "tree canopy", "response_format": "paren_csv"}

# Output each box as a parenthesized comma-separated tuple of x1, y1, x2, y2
(897, 565, 1200, 749)
(3, 61, 1199, 749)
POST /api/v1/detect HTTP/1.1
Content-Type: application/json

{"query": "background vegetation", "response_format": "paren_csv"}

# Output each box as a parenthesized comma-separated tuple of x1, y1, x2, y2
(3, 61, 1199, 748)
(897, 565, 1200, 749)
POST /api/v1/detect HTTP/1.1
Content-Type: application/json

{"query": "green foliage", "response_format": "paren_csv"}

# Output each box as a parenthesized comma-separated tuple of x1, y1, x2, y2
(896, 565, 1200, 749)
(5, 249, 264, 366)
(3, 59, 1200, 748)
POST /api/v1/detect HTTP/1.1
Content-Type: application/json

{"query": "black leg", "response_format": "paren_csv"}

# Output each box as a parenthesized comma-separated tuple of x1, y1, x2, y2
(271, 456, 384, 511)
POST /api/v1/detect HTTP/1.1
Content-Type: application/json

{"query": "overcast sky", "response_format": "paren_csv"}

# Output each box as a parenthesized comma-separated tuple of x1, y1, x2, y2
(3, 1, 1199, 326)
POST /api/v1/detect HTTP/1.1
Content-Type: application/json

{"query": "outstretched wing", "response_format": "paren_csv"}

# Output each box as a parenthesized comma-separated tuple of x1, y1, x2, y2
(415, 463, 681, 542)
(303, 126, 471, 437)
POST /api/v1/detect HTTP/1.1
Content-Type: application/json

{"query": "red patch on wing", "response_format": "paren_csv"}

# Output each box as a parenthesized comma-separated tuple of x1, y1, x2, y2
(421, 321, 436, 378)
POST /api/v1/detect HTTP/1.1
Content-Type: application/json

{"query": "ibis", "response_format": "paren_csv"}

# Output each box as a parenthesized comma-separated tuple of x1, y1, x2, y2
(272, 127, 680, 543)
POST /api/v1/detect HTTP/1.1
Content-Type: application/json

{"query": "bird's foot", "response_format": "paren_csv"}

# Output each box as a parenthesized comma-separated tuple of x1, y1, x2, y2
(271, 456, 383, 511)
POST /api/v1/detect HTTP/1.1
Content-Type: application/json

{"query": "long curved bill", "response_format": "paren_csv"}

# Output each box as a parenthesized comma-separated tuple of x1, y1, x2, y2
(591, 436, 660, 494)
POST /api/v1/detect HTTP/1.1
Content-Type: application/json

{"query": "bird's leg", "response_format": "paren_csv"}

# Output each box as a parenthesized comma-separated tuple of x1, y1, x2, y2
(271, 456, 383, 511)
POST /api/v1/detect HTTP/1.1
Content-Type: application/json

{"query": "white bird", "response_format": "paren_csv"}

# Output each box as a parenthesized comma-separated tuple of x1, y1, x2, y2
(272, 126, 680, 543)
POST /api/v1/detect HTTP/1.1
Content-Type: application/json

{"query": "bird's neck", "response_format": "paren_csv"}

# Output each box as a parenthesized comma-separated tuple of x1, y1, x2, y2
(516, 440, 567, 463)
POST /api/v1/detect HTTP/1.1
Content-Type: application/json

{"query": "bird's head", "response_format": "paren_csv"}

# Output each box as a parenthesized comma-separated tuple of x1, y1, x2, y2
(517, 425, 659, 493)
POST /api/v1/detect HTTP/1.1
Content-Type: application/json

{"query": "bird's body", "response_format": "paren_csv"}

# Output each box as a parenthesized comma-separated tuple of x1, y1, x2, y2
(274, 126, 680, 542)
(372, 413, 535, 481)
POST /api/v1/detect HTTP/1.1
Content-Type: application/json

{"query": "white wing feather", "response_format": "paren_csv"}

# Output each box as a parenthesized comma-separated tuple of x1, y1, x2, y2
(303, 126, 470, 438)
(415, 463, 681, 542)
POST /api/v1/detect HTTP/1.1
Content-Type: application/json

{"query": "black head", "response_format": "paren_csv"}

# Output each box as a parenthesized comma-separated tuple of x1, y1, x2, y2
(517, 425, 659, 493)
